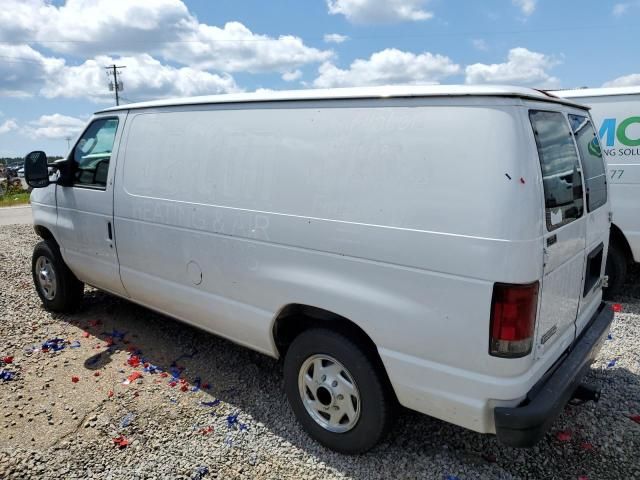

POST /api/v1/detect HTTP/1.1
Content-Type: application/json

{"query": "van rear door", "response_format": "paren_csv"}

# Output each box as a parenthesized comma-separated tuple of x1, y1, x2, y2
(568, 113, 610, 334)
(529, 109, 587, 356)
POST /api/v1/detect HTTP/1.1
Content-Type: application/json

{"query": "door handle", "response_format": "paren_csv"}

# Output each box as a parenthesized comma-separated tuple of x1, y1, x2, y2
(107, 221, 113, 240)
(546, 235, 557, 247)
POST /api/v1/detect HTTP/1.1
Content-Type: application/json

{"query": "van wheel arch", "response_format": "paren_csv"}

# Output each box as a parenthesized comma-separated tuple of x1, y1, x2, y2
(609, 223, 633, 263)
(34, 225, 59, 248)
(272, 304, 397, 399)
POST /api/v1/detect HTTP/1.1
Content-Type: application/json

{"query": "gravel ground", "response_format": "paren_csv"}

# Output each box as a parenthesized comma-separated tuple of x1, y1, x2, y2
(0, 223, 639, 480)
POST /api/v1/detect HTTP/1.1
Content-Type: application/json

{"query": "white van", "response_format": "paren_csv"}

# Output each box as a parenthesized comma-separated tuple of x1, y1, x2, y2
(25, 85, 614, 453)
(555, 87, 640, 295)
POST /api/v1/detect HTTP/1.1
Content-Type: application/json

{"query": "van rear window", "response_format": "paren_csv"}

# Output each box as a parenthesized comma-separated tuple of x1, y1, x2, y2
(568, 114, 607, 212)
(529, 110, 584, 231)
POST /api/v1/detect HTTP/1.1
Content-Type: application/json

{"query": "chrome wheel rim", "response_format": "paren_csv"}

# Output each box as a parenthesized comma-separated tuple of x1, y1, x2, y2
(298, 354, 361, 433)
(36, 256, 57, 300)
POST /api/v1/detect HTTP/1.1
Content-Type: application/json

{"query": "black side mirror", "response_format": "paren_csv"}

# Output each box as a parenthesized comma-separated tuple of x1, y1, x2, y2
(24, 151, 50, 188)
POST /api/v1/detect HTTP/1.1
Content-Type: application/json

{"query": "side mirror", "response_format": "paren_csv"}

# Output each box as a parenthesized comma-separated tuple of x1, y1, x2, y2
(24, 151, 50, 188)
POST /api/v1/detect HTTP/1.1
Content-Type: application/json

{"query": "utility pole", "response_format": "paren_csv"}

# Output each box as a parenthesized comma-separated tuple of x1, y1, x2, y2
(105, 65, 126, 106)
(65, 136, 71, 150)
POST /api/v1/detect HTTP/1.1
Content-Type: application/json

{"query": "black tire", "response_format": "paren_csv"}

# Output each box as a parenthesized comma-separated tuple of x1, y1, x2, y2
(32, 240, 84, 312)
(604, 241, 627, 300)
(283, 328, 395, 454)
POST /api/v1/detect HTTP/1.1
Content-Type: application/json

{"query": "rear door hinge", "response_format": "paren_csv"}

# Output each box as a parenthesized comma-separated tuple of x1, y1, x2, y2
(608, 211, 613, 223)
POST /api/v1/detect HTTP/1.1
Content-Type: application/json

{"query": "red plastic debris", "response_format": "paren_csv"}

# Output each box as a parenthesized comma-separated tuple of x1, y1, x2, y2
(105, 337, 114, 347)
(2, 356, 13, 364)
(108, 390, 114, 398)
(202, 383, 210, 390)
(112, 436, 129, 448)
(200, 426, 214, 435)
(180, 384, 189, 392)
(580, 442, 595, 451)
(629, 415, 640, 424)
(71, 376, 80, 383)
(556, 430, 572, 442)
(94, 371, 101, 377)
(578, 476, 589, 480)
(169, 381, 177, 387)
(127, 355, 141, 368)
(123, 371, 143, 385)
(612, 303, 622, 313)
(82, 331, 90, 338)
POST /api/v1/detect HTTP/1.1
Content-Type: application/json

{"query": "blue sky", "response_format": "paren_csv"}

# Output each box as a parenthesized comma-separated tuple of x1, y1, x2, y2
(1, 0, 638, 157)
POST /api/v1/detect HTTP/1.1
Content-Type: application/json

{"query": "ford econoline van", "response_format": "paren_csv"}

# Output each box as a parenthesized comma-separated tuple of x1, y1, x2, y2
(24, 85, 614, 453)
(555, 87, 639, 296)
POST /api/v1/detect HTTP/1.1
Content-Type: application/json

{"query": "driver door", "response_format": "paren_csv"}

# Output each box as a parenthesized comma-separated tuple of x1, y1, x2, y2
(56, 114, 128, 296)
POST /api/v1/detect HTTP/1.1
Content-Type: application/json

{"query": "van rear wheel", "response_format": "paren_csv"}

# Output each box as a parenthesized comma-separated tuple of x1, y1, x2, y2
(604, 242, 627, 299)
(32, 240, 84, 312)
(283, 328, 394, 454)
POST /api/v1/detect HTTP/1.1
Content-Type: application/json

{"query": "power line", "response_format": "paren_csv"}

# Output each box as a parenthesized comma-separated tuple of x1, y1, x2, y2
(105, 64, 126, 106)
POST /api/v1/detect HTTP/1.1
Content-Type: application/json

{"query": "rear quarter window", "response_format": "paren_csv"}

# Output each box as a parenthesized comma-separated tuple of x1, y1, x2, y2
(568, 114, 607, 212)
(529, 110, 584, 231)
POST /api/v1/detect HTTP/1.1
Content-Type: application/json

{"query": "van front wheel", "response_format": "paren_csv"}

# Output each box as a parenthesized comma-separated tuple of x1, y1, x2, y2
(283, 328, 394, 454)
(32, 240, 84, 312)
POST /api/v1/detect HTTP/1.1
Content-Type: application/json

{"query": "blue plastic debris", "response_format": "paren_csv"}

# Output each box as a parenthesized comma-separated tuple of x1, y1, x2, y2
(607, 334, 613, 340)
(201, 399, 221, 408)
(120, 413, 135, 428)
(0, 370, 15, 382)
(227, 413, 239, 429)
(70, 341, 81, 348)
(607, 359, 617, 368)
(191, 376, 202, 392)
(105, 329, 127, 341)
(239, 423, 248, 432)
(193, 466, 209, 479)
(143, 363, 162, 374)
(41, 338, 65, 352)
(446, 476, 460, 480)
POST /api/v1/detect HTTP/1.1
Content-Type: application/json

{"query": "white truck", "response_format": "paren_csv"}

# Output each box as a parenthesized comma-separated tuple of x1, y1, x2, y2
(24, 85, 614, 453)
(555, 87, 640, 295)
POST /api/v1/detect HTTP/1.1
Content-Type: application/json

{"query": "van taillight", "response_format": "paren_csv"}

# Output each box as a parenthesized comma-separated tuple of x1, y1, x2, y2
(489, 282, 539, 358)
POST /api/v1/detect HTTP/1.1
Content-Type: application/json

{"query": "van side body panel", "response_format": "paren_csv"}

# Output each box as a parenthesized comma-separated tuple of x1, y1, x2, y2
(112, 98, 552, 433)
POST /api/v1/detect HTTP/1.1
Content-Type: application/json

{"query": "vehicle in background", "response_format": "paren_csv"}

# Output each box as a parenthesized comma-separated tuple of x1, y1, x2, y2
(554, 86, 639, 296)
(24, 86, 614, 453)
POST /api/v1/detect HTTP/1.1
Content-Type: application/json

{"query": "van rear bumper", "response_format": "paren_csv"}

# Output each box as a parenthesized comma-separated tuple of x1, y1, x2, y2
(494, 302, 614, 447)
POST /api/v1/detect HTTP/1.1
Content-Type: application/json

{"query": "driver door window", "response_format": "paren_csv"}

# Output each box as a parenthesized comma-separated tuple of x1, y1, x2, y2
(73, 118, 119, 189)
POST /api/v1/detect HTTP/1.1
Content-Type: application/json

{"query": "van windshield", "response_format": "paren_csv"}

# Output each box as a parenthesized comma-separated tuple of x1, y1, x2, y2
(529, 110, 585, 231)
(568, 114, 607, 212)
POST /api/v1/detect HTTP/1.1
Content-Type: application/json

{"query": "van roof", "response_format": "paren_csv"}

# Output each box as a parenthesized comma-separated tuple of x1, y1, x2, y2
(97, 84, 586, 113)
(553, 86, 640, 99)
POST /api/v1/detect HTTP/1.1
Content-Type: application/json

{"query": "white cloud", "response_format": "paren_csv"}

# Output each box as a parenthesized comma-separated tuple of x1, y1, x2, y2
(465, 48, 560, 88)
(22, 114, 86, 140)
(324, 33, 349, 44)
(472, 39, 489, 51)
(282, 70, 303, 82)
(327, 0, 433, 23)
(0, 44, 65, 97)
(603, 73, 640, 87)
(0, 119, 18, 135)
(313, 48, 460, 88)
(0, 45, 240, 102)
(612, 1, 640, 15)
(0, 1, 332, 75)
(512, 0, 537, 16)
(42, 54, 240, 102)
(164, 21, 332, 73)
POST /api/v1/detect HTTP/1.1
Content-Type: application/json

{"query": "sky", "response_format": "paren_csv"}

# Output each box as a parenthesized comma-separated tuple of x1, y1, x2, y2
(0, 0, 638, 157)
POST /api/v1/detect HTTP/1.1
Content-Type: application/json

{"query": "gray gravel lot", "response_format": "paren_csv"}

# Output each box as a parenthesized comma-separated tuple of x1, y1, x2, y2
(0, 223, 639, 479)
